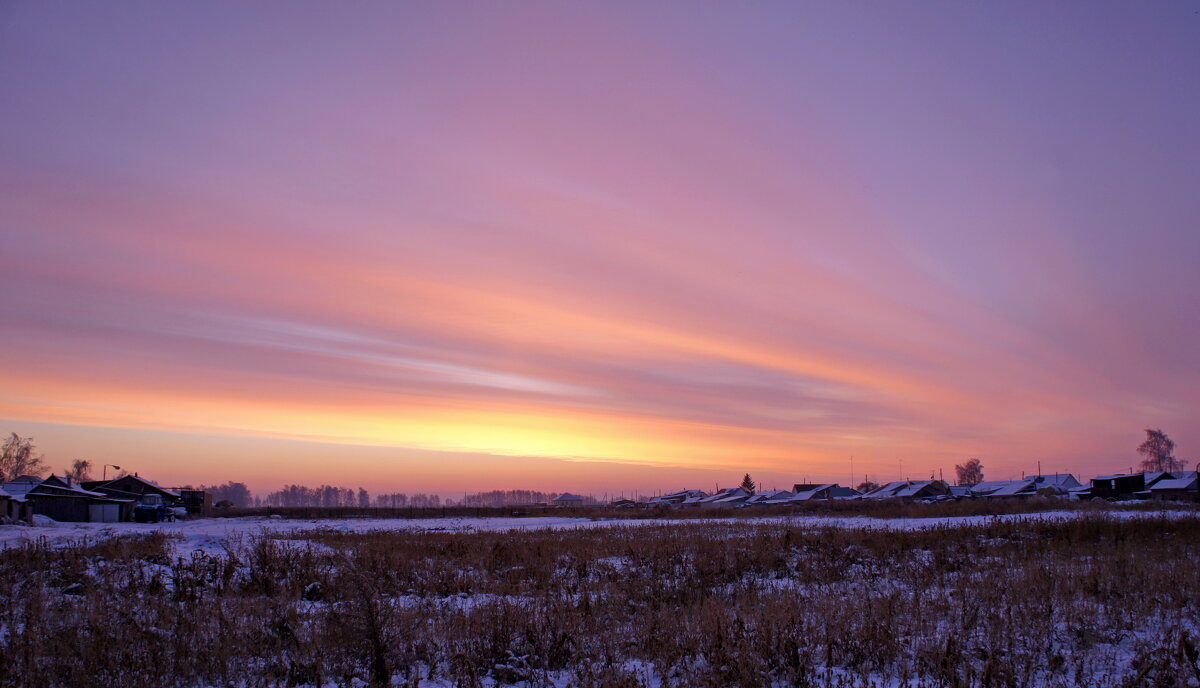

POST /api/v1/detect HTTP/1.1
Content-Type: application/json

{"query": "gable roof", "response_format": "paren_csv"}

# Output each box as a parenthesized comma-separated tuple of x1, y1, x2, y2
(25, 475, 119, 500)
(697, 487, 750, 503)
(1030, 474, 1081, 488)
(863, 481, 908, 498)
(89, 474, 181, 499)
(1, 475, 45, 497)
(971, 479, 1037, 497)
(791, 484, 836, 501)
(1149, 472, 1198, 492)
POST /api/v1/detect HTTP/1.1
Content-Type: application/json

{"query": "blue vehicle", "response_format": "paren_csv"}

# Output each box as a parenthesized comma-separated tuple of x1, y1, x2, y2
(133, 494, 176, 523)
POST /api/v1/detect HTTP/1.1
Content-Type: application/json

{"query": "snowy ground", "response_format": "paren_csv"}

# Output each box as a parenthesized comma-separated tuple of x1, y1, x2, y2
(0, 508, 1189, 556)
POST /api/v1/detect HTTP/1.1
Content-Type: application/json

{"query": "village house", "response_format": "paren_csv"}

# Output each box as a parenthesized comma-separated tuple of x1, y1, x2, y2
(84, 474, 181, 504)
(7, 475, 129, 523)
(697, 487, 751, 508)
(743, 489, 793, 506)
(786, 483, 860, 503)
(551, 493, 585, 507)
(862, 480, 951, 501)
(1029, 474, 1081, 493)
(646, 489, 707, 507)
(969, 479, 1041, 500)
(1147, 472, 1198, 502)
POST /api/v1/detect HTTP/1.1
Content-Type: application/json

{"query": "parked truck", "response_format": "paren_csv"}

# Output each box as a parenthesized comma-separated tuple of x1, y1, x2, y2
(133, 494, 176, 523)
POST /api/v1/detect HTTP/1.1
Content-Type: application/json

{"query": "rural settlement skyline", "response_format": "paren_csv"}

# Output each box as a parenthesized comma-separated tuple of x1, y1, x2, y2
(1, 3, 1198, 496)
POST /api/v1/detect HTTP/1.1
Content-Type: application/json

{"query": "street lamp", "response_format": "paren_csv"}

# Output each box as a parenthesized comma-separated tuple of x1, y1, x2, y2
(103, 464, 121, 481)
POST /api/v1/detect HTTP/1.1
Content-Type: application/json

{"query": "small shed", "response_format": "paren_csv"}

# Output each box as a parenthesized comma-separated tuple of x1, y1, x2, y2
(0, 491, 33, 523)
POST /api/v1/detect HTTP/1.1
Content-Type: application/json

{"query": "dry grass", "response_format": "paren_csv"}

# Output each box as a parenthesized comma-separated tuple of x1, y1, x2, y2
(2, 514, 1199, 687)
(214, 496, 1198, 522)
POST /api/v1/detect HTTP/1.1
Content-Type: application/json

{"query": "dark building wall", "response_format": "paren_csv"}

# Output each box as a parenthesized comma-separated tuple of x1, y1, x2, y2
(30, 497, 90, 522)
(1091, 475, 1145, 499)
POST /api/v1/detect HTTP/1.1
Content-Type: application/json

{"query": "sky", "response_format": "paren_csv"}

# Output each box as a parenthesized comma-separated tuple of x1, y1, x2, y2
(1, 2, 1198, 497)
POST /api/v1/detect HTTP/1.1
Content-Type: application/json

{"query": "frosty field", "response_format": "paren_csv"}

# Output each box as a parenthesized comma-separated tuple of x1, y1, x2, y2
(2, 511, 1199, 687)
(0, 507, 1185, 556)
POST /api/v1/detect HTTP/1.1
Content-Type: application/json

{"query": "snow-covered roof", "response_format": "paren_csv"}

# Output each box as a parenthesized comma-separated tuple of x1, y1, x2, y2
(1149, 473, 1198, 492)
(969, 480, 1015, 495)
(648, 489, 706, 504)
(97, 474, 181, 498)
(743, 490, 792, 505)
(893, 481, 947, 498)
(971, 479, 1036, 497)
(553, 493, 584, 502)
(2, 478, 39, 497)
(992, 480, 1037, 497)
(696, 488, 749, 503)
(863, 481, 908, 498)
(1030, 474, 1081, 488)
(791, 484, 836, 502)
(28, 475, 112, 499)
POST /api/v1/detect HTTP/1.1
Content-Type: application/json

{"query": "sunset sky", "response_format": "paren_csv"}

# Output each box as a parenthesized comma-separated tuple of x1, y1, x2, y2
(2, 2, 1198, 497)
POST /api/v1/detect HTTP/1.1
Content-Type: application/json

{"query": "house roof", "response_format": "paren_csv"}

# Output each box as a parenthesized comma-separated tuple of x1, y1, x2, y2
(791, 484, 835, 501)
(1030, 474, 1080, 488)
(1149, 473, 1198, 491)
(2, 477, 41, 497)
(971, 479, 1036, 497)
(893, 480, 947, 498)
(697, 488, 749, 503)
(863, 481, 908, 498)
(648, 489, 706, 503)
(744, 489, 792, 504)
(992, 480, 1037, 496)
(91, 474, 181, 498)
(553, 493, 584, 501)
(969, 480, 1016, 495)
(26, 475, 117, 500)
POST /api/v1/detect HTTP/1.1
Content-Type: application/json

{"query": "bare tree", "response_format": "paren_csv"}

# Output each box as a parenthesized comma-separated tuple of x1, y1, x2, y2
(65, 459, 93, 483)
(0, 433, 46, 482)
(1137, 428, 1185, 473)
(739, 473, 756, 494)
(199, 481, 253, 507)
(954, 458, 984, 486)
(856, 479, 880, 493)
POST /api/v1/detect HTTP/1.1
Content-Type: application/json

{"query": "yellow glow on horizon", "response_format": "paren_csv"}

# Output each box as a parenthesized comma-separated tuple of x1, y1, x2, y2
(0, 369, 823, 474)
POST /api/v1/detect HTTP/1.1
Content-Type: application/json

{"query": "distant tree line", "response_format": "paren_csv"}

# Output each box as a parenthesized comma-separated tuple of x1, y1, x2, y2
(459, 489, 556, 507)
(198, 481, 254, 508)
(374, 492, 442, 508)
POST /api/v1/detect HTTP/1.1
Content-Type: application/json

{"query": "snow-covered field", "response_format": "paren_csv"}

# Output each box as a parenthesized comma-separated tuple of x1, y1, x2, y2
(0, 508, 1188, 556)
(3, 508, 1200, 687)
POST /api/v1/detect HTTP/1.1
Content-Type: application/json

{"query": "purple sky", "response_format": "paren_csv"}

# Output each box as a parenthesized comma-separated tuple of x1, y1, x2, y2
(1, 2, 1198, 495)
